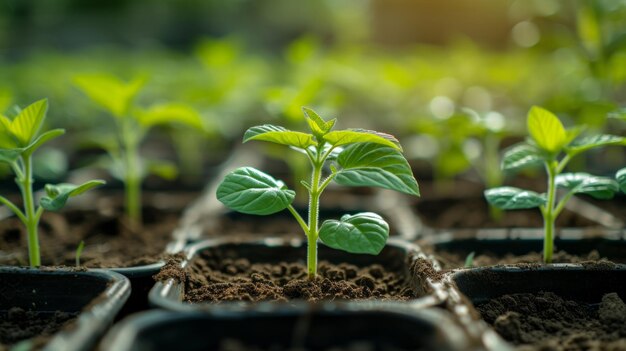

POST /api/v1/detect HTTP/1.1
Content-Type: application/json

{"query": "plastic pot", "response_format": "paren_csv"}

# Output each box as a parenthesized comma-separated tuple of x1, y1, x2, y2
(149, 237, 445, 311)
(447, 264, 626, 350)
(101, 305, 472, 351)
(0, 267, 130, 351)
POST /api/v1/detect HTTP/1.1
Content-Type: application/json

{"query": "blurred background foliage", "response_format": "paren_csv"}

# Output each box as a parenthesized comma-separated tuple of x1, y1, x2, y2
(0, 0, 625, 187)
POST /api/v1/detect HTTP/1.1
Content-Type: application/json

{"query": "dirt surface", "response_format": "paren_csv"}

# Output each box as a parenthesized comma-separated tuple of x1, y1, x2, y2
(0, 307, 77, 350)
(433, 249, 615, 270)
(414, 197, 598, 229)
(0, 204, 180, 268)
(478, 292, 626, 351)
(156, 248, 418, 303)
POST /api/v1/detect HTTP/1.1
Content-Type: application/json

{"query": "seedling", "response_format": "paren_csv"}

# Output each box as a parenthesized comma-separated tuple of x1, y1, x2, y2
(73, 74, 204, 228)
(464, 251, 476, 268)
(75, 240, 85, 267)
(217, 107, 419, 279)
(485, 106, 624, 263)
(0, 99, 104, 267)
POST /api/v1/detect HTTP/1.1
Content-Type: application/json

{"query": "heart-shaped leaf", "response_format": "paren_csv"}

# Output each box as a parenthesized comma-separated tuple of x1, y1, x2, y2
(527, 106, 566, 154)
(556, 172, 619, 200)
(484, 186, 546, 210)
(40, 180, 106, 211)
(217, 167, 295, 215)
(324, 129, 401, 150)
(319, 212, 389, 255)
(334, 142, 419, 196)
(566, 134, 625, 155)
(501, 143, 543, 172)
(243, 125, 316, 149)
(617, 168, 626, 193)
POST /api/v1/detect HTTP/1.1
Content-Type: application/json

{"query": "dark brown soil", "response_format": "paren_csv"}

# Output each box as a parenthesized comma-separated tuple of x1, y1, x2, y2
(0, 307, 77, 350)
(411, 179, 600, 229)
(434, 250, 614, 270)
(477, 291, 626, 351)
(156, 248, 418, 303)
(414, 197, 598, 229)
(0, 203, 180, 268)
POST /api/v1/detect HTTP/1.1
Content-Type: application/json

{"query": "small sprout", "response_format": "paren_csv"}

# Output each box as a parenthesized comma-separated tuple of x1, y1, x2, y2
(217, 107, 419, 279)
(0, 99, 105, 267)
(464, 251, 476, 268)
(485, 106, 624, 263)
(75, 240, 85, 268)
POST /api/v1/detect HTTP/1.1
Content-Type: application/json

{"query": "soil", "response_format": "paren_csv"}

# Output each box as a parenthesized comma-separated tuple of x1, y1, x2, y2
(155, 248, 418, 303)
(477, 291, 626, 351)
(0, 202, 180, 268)
(411, 179, 600, 229)
(414, 197, 598, 229)
(433, 249, 616, 270)
(0, 307, 77, 351)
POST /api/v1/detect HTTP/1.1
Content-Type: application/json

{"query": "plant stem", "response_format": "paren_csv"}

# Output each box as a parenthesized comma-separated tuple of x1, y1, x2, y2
(121, 119, 142, 228)
(20, 155, 41, 267)
(542, 161, 558, 264)
(306, 153, 323, 280)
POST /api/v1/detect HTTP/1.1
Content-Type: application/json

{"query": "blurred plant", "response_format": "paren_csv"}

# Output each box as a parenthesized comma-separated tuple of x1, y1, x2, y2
(485, 106, 624, 263)
(0, 99, 104, 266)
(73, 74, 205, 228)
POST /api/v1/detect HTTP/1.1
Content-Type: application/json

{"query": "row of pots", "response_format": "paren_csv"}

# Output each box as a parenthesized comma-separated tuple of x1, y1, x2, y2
(2, 147, 626, 350)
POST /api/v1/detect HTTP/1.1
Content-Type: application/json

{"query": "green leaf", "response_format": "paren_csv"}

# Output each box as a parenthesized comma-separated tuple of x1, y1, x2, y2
(501, 143, 543, 172)
(566, 134, 625, 155)
(243, 125, 316, 149)
(145, 159, 178, 180)
(0, 148, 22, 164)
(527, 106, 566, 154)
(323, 129, 401, 150)
(40, 180, 106, 211)
(617, 168, 626, 193)
(22, 129, 65, 157)
(135, 103, 204, 130)
(608, 108, 626, 121)
(319, 212, 389, 255)
(9, 99, 48, 147)
(302, 107, 335, 137)
(216, 167, 295, 215)
(556, 173, 619, 200)
(334, 143, 419, 196)
(74, 74, 145, 118)
(484, 186, 546, 210)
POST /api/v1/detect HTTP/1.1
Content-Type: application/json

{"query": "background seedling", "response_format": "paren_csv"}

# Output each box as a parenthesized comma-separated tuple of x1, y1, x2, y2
(75, 240, 85, 267)
(0, 99, 104, 266)
(217, 107, 419, 279)
(485, 106, 624, 263)
(74, 74, 205, 228)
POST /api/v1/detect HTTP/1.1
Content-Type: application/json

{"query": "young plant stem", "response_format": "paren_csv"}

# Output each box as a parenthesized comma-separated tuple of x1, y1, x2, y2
(306, 154, 323, 280)
(541, 161, 558, 264)
(19, 155, 42, 267)
(121, 119, 142, 228)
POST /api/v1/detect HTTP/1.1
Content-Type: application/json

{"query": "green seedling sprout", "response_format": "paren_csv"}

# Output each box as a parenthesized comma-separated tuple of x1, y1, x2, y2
(75, 240, 85, 267)
(217, 107, 419, 279)
(464, 251, 476, 268)
(485, 106, 624, 263)
(73, 74, 205, 228)
(0, 99, 104, 267)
